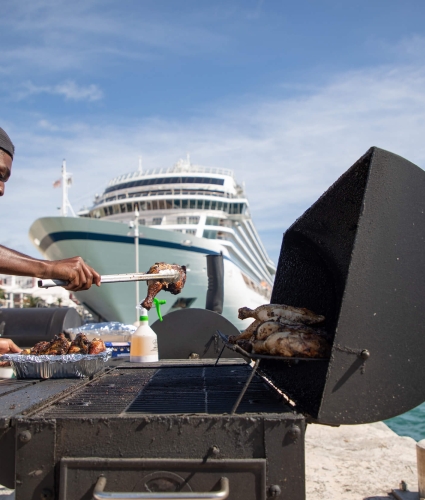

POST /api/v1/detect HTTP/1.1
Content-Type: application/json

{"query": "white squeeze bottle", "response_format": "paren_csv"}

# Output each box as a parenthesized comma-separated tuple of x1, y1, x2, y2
(130, 298, 166, 363)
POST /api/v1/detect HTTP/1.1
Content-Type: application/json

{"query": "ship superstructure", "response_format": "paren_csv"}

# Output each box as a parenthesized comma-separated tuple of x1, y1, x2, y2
(30, 158, 275, 329)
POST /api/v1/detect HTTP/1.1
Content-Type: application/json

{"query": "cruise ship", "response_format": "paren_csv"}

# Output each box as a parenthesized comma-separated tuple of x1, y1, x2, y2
(29, 157, 275, 329)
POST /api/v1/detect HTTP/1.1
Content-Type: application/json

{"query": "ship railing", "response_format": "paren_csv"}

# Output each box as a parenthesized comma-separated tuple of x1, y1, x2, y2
(107, 165, 235, 186)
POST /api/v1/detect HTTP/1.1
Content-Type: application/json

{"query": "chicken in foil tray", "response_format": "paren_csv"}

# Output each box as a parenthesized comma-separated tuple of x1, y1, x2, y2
(20, 333, 106, 356)
(229, 304, 330, 358)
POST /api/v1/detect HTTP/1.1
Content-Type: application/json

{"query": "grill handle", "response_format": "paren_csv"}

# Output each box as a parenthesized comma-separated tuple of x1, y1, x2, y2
(93, 476, 229, 500)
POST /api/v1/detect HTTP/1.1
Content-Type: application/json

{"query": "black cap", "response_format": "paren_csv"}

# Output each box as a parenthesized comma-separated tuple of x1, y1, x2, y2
(0, 127, 15, 159)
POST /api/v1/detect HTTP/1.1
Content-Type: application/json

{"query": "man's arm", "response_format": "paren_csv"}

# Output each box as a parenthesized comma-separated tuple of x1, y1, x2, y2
(0, 245, 101, 291)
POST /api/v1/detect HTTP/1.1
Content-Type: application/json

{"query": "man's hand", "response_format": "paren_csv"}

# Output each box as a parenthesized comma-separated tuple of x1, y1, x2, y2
(44, 256, 101, 291)
(0, 338, 21, 355)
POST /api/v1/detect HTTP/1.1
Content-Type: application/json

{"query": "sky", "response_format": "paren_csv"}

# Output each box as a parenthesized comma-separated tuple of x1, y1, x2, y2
(1, 0, 425, 265)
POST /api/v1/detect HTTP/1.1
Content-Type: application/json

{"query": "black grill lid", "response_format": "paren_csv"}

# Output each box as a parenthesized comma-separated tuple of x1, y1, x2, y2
(264, 147, 425, 425)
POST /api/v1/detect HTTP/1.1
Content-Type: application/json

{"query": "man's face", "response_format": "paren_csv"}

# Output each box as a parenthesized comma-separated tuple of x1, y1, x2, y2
(0, 151, 12, 197)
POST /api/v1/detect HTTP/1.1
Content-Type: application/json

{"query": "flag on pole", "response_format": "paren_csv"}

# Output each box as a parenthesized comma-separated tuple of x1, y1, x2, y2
(53, 179, 61, 188)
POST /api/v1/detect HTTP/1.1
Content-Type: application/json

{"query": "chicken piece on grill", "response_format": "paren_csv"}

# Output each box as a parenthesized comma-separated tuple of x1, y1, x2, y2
(238, 304, 325, 326)
(88, 338, 106, 355)
(255, 320, 320, 341)
(43, 333, 70, 355)
(29, 341, 51, 355)
(141, 262, 187, 310)
(228, 319, 261, 344)
(252, 326, 330, 358)
(67, 333, 90, 354)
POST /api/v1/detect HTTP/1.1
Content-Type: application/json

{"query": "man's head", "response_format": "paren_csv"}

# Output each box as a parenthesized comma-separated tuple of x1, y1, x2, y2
(0, 128, 14, 197)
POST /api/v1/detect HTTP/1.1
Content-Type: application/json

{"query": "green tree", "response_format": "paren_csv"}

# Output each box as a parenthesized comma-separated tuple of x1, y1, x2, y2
(23, 295, 44, 308)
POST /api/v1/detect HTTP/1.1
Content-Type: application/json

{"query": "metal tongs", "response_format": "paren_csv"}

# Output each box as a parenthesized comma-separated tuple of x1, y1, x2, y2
(38, 269, 180, 288)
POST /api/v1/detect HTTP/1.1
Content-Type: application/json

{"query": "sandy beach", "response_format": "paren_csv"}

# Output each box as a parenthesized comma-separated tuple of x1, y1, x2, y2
(306, 422, 418, 499)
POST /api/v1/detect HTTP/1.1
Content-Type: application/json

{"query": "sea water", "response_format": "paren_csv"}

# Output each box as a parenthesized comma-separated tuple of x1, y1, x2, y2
(385, 402, 425, 442)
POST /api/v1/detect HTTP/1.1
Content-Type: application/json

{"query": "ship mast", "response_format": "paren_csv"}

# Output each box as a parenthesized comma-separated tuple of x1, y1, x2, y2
(61, 160, 76, 217)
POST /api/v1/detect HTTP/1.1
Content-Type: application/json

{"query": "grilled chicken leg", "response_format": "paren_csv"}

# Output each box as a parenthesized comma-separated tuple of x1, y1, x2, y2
(238, 304, 325, 325)
(141, 263, 187, 310)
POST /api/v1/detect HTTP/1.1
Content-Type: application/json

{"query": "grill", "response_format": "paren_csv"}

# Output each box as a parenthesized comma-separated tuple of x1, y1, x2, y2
(2, 147, 425, 500)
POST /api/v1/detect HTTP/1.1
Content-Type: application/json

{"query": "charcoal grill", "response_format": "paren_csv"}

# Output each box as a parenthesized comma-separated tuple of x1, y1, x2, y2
(2, 147, 425, 500)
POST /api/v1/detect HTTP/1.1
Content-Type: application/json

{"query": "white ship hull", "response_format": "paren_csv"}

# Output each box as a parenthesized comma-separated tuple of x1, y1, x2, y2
(29, 217, 270, 330)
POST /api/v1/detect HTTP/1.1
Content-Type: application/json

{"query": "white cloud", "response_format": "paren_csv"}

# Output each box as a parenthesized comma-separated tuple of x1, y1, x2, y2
(3, 60, 425, 264)
(17, 80, 103, 102)
(0, 1, 228, 76)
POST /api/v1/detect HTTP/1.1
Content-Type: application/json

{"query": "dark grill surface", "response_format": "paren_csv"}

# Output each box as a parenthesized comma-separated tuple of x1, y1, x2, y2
(41, 365, 288, 417)
(126, 365, 287, 414)
(42, 368, 156, 417)
(0, 379, 35, 397)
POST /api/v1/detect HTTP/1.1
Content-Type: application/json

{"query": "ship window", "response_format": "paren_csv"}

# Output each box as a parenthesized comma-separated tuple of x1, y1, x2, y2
(197, 199, 203, 210)
(204, 200, 210, 210)
(138, 218, 146, 225)
(186, 229, 196, 235)
(118, 194, 126, 200)
(203, 229, 217, 239)
(166, 200, 173, 209)
(182, 200, 189, 209)
(152, 217, 162, 225)
(104, 177, 225, 194)
(152, 200, 158, 210)
(217, 201, 223, 211)
(170, 297, 196, 309)
(206, 217, 219, 226)
(146, 201, 152, 211)
(113, 204, 120, 214)
(174, 199, 181, 209)
(177, 217, 187, 224)
(126, 203, 133, 212)
(189, 216, 199, 224)
(190, 199, 196, 209)
(211, 200, 217, 210)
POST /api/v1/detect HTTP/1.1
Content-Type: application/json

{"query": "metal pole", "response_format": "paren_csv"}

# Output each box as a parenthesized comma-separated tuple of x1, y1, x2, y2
(417, 439, 425, 499)
(134, 209, 140, 322)
(62, 159, 67, 217)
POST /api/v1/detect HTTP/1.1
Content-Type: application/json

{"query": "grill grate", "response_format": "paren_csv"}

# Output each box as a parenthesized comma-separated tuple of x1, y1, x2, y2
(0, 379, 36, 397)
(42, 369, 156, 417)
(40, 365, 289, 417)
(126, 365, 287, 414)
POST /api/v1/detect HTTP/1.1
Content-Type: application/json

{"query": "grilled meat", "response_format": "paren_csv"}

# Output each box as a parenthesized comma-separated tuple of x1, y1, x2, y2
(228, 319, 260, 344)
(238, 304, 325, 325)
(68, 333, 90, 354)
(252, 328, 330, 358)
(142, 263, 187, 310)
(23, 333, 105, 356)
(231, 302, 330, 358)
(255, 320, 320, 341)
(88, 338, 106, 355)
(29, 341, 51, 355)
(43, 333, 70, 355)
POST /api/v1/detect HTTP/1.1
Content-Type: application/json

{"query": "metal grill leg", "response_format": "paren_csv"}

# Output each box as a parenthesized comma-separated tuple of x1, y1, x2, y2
(230, 359, 261, 415)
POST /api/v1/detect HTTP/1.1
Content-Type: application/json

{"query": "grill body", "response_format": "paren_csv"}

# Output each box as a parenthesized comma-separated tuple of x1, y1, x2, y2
(8, 362, 306, 500)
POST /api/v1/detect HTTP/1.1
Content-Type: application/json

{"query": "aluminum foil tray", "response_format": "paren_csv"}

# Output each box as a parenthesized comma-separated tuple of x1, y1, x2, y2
(0, 349, 112, 379)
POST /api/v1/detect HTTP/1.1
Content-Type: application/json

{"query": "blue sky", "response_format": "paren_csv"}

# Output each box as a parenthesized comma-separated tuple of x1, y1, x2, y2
(2, 0, 425, 264)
